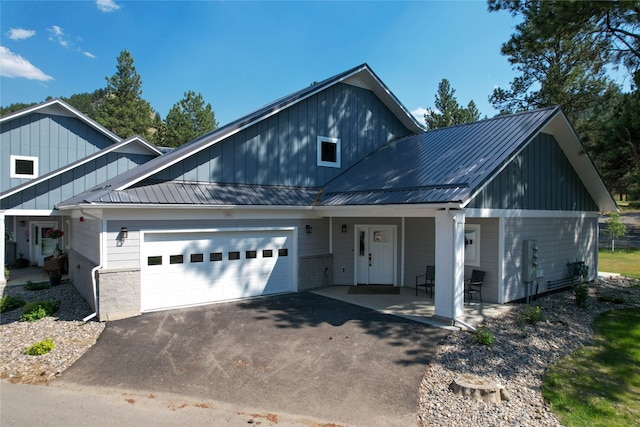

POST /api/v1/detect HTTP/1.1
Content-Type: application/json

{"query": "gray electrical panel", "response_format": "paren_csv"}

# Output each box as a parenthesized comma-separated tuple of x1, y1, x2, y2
(522, 239, 538, 283)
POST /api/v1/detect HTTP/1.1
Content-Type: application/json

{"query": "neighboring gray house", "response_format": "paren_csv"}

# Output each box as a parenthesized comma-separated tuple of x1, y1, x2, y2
(1, 99, 162, 280)
(41, 65, 617, 323)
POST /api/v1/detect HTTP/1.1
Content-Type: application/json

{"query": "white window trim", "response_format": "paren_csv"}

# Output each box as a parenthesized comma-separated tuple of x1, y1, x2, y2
(317, 136, 341, 168)
(464, 224, 481, 267)
(10, 155, 39, 179)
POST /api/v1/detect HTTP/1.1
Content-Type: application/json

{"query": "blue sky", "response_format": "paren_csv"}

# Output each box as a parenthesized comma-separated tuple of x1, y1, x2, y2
(1, 0, 520, 126)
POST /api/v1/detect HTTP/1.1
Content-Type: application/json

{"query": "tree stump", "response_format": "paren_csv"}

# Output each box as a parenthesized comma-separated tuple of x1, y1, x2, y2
(449, 373, 509, 404)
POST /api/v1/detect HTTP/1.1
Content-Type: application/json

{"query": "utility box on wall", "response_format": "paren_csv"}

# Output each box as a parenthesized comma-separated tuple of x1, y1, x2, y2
(522, 239, 538, 283)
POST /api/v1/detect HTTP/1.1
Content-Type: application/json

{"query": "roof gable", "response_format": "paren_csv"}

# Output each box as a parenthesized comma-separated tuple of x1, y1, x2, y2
(74, 64, 423, 196)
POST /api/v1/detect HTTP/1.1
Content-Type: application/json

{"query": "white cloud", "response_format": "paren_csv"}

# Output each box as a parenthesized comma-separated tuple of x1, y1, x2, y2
(0, 46, 53, 81)
(96, 0, 121, 12)
(83, 51, 96, 59)
(48, 25, 68, 47)
(8, 28, 36, 41)
(411, 107, 429, 123)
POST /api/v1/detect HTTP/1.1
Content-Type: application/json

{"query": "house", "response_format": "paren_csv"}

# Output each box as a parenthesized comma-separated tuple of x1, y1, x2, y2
(1, 99, 162, 283)
(13, 64, 617, 324)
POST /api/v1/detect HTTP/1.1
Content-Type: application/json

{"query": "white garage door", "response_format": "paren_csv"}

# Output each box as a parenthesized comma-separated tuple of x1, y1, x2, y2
(140, 229, 295, 311)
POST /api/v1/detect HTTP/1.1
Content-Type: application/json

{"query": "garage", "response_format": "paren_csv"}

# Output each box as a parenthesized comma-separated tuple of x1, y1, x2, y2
(140, 228, 296, 311)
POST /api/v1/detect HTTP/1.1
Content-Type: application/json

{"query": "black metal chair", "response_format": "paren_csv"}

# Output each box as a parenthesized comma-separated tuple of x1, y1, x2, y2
(464, 269, 485, 303)
(416, 265, 435, 297)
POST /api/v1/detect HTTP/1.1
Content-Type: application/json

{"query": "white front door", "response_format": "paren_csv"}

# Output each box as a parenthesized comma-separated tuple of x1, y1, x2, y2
(355, 225, 396, 285)
(31, 221, 58, 266)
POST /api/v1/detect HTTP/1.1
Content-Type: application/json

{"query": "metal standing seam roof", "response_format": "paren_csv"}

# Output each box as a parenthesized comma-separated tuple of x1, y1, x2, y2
(68, 182, 322, 207)
(320, 106, 561, 206)
(59, 63, 423, 207)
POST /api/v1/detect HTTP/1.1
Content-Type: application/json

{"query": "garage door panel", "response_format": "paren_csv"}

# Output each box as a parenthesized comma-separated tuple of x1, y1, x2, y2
(141, 230, 295, 312)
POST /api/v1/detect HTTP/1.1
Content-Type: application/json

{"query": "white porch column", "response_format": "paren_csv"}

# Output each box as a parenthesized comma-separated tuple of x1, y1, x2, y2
(434, 209, 465, 321)
(0, 212, 6, 286)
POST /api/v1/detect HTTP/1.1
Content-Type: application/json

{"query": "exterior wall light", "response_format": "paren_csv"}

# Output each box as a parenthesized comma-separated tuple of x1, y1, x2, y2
(306, 225, 312, 234)
(120, 227, 128, 239)
(341, 224, 347, 233)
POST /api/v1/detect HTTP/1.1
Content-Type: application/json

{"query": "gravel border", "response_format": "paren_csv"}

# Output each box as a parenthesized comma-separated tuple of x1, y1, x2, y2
(0, 282, 105, 384)
(418, 276, 640, 427)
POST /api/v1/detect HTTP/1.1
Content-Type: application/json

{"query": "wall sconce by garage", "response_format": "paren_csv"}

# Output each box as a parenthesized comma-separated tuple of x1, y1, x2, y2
(120, 227, 128, 240)
(305, 225, 312, 234)
(19, 220, 25, 227)
(341, 224, 347, 233)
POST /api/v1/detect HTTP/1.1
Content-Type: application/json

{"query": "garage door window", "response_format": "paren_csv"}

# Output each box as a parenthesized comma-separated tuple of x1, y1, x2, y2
(263, 249, 273, 258)
(170, 255, 184, 264)
(190, 253, 204, 263)
(229, 251, 240, 260)
(246, 250, 257, 259)
(148, 256, 162, 266)
(210, 252, 222, 261)
(278, 249, 288, 256)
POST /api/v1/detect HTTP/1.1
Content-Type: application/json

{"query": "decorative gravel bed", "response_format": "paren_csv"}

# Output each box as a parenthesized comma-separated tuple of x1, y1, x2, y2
(0, 282, 105, 384)
(418, 276, 640, 427)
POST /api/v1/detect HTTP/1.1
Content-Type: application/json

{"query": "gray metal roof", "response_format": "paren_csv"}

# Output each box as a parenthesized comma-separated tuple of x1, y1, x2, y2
(61, 181, 321, 207)
(321, 107, 560, 206)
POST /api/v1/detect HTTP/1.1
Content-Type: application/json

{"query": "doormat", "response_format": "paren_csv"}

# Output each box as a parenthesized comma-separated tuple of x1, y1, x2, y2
(347, 286, 401, 295)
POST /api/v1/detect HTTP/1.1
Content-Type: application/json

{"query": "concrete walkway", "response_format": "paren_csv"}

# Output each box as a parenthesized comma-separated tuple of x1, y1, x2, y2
(313, 286, 515, 330)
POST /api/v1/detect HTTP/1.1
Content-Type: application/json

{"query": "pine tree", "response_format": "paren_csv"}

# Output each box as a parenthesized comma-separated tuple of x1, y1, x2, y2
(164, 90, 218, 147)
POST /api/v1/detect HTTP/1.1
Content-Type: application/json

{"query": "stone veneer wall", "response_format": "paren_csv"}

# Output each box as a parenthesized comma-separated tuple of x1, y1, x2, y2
(298, 254, 333, 291)
(96, 268, 141, 321)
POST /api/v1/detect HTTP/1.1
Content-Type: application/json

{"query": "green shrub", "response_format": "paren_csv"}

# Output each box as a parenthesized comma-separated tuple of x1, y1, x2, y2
(0, 295, 26, 313)
(24, 338, 55, 356)
(19, 299, 60, 322)
(23, 280, 51, 291)
(473, 326, 495, 346)
(574, 284, 589, 308)
(598, 294, 627, 304)
(519, 305, 545, 325)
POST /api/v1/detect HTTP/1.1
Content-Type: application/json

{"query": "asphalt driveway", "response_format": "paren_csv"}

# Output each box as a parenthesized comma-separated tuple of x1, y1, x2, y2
(57, 292, 450, 426)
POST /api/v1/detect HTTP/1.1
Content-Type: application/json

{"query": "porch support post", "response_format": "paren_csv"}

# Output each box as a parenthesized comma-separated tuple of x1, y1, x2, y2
(434, 209, 465, 322)
(0, 212, 6, 286)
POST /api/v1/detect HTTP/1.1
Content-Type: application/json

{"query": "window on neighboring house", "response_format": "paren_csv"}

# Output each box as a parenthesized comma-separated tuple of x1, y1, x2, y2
(10, 155, 38, 179)
(317, 136, 341, 168)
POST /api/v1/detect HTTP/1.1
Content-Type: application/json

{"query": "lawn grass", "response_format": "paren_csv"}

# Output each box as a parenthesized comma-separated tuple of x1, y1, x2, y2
(542, 308, 640, 427)
(598, 248, 640, 279)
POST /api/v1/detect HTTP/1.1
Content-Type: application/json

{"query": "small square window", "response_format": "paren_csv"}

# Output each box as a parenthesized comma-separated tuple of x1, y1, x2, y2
(210, 252, 223, 262)
(190, 253, 204, 263)
(246, 250, 257, 259)
(170, 255, 184, 264)
(317, 136, 341, 168)
(262, 249, 273, 258)
(10, 155, 39, 179)
(229, 251, 240, 260)
(278, 248, 288, 257)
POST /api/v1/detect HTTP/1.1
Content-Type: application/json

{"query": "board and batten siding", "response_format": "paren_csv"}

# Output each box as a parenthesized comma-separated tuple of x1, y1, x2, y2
(467, 133, 598, 211)
(502, 216, 597, 302)
(149, 83, 411, 188)
(105, 217, 329, 269)
(1, 113, 116, 192)
(1, 153, 154, 210)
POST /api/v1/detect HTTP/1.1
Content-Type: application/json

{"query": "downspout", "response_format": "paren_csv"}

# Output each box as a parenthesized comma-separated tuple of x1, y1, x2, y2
(445, 207, 476, 332)
(80, 208, 103, 322)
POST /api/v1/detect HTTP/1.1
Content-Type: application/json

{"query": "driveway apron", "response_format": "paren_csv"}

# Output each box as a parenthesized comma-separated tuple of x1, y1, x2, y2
(58, 293, 450, 426)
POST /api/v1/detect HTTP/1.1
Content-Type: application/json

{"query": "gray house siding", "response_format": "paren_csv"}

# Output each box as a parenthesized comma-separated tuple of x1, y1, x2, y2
(467, 133, 598, 211)
(68, 215, 101, 311)
(502, 216, 597, 302)
(1, 113, 116, 192)
(464, 218, 500, 303)
(148, 83, 411, 187)
(404, 217, 436, 289)
(1, 153, 155, 210)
